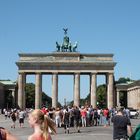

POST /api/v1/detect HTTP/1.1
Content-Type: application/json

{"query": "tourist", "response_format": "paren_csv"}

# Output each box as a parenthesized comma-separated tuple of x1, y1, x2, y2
(18, 109, 25, 128)
(54, 108, 61, 128)
(93, 109, 98, 126)
(80, 106, 87, 127)
(73, 106, 81, 133)
(111, 108, 132, 140)
(4, 109, 8, 120)
(28, 109, 56, 140)
(63, 107, 70, 134)
(10, 110, 17, 129)
(103, 108, 110, 127)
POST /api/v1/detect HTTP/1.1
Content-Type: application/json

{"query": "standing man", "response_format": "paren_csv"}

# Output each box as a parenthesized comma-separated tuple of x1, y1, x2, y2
(18, 109, 25, 128)
(73, 106, 81, 133)
(111, 108, 132, 140)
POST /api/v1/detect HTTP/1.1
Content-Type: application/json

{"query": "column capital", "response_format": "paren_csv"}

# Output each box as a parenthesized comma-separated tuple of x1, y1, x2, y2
(74, 72, 80, 75)
(11, 89, 15, 92)
(90, 72, 97, 75)
(107, 72, 114, 75)
(52, 72, 58, 75)
(35, 72, 42, 75)
(116, 89, 120, 92)
(18, 72, 26, 75)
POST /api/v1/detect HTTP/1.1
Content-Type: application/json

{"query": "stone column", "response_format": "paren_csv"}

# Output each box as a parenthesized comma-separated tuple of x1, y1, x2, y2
(128, 90, 133, 108)
(52, 73, 58, 108)
(107, 73, 114, 109)
(137, 89, 140, 109)
(117, 90, 120, 107)
(12, 89, 16, 108)
(74, 73, 80, 107)
(127, 90, 130, 107)
(35, 73, 42, 109)
(18, 72, 25, 109)
(134, 89, 137, 109)
(22, 74, 26, 110)
(136, 89, 139, 109)
(90, 73, 97, 108)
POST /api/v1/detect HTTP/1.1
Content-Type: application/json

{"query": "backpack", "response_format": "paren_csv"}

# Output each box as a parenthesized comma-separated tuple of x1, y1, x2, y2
(11, 112, 16, 120)
(129, 124, 140, 140)
(94, 111, 98, 118)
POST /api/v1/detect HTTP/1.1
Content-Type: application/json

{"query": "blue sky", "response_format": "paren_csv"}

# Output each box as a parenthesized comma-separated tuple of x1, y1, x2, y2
(0, 1, 140, 104)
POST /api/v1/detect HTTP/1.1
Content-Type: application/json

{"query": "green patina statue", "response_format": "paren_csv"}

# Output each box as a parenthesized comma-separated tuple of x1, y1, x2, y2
(55, 28, 78, 52)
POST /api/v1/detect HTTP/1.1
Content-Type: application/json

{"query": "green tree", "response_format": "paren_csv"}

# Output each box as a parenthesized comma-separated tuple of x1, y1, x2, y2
(83, 84, 107, 108)
(68, 84, 107, 108)
(25, 83, 52, 108)
(116, 77, 133, 84)
(68, 77, 135, 108)
(96, 84, 107, 108)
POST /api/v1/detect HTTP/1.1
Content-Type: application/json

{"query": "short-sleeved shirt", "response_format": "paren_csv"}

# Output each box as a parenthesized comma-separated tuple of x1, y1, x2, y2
(73, 108, 81, 120)
(111, 115, 131, 139)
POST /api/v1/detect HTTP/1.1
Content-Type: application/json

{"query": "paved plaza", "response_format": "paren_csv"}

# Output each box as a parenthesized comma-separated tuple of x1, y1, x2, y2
(0, 115, 140, 140)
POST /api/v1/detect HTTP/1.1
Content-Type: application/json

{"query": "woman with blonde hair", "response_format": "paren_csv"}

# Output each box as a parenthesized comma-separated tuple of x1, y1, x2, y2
(28, 109, 56, 140)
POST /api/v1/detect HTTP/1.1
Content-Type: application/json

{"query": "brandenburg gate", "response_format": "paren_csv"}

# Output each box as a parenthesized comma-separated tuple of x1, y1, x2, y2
(16, 29, 116, 109)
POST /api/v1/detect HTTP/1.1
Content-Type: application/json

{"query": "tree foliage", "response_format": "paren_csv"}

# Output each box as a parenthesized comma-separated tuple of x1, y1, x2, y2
(69, 77, 134, 108)
(69, 84, 107, 108)
(96, 84, 107, 108)
(116, 77, 132, 84)
(84, 84, 107, 108)
(25, 83, 52, 108)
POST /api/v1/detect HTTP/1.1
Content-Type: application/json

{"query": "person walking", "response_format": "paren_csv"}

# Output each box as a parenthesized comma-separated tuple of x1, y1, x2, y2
(111, 108, 132, 140)
(54, 108, 61, 128)
(63, 108, 70, 134)
(18, 109, 25, 128)
(73, 106, 81, 133)
(10, 110, 17, 129)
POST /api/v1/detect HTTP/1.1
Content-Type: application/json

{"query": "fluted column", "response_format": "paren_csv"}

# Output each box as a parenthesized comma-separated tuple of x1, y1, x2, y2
(35, 73, 42, 109)
(52, 73, 58, 108)
(128, 90, 133, 108)
(107, 73, 114, 109)
(22, 74, 26, 110)
(137, 89, 140, 109)
(74, 73, 80, 107)
(134, 90, 136, 108)
(127, 90, 130, 107)
(136, 89, 139, 109)
(12, 89, 16, 108)
(18, 72, 25, 109)
(90, 73, 97, 108)
(117, 90, 120, 107)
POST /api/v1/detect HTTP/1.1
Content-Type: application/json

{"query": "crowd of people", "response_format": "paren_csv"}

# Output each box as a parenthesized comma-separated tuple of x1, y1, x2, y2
(1, 105, 140, 140)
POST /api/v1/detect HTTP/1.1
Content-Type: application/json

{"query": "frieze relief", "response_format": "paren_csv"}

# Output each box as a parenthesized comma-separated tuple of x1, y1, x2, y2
(53, 56, 79, 62)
